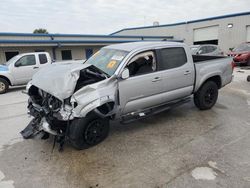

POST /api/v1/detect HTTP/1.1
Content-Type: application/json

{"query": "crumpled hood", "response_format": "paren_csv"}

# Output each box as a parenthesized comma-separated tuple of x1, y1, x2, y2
(32, 62, 91, 100)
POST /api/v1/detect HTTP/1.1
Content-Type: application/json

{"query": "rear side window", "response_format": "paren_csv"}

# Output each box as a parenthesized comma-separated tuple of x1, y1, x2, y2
(158, 47, 187, 70)
(39, 54, 48, 64)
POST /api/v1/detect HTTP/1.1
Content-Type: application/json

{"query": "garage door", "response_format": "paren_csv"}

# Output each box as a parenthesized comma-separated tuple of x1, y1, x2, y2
(247, 26, 250, 42)
(193, 26, 219, 45)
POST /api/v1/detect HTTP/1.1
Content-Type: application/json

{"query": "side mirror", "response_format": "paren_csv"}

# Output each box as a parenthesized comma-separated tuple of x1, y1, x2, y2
(15, 62, 21, 67)
(121, 68, 129, 79)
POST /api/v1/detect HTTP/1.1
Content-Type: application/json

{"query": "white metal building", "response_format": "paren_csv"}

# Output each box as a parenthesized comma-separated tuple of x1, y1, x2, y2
(111, 12, 250, 52)
(1, 11, 249, 64)
(0, 33, 176, 64)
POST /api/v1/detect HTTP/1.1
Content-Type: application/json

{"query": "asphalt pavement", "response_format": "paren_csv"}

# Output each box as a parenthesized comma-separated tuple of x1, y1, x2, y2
(0, 68, 249, 188)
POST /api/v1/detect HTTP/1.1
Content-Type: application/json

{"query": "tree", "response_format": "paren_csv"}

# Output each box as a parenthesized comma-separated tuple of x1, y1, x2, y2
(33, 28, 49, 34)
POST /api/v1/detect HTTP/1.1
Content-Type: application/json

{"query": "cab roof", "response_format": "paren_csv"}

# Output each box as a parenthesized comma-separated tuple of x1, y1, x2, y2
(104, 41, 185, 52)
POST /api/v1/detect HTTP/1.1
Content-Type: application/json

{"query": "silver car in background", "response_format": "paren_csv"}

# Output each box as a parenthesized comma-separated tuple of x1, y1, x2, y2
(190, 44, 224, 56)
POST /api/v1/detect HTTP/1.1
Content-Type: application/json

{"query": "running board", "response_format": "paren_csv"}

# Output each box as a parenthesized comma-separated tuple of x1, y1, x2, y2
(120, 97, 191, 124)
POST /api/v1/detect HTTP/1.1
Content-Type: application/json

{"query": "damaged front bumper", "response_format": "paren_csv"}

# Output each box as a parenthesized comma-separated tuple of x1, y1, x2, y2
(21, 91, 74, 139)
(21, 117, 57, 139)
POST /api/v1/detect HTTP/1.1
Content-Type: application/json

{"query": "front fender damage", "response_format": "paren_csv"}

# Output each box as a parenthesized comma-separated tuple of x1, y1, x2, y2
(20, 70, 118, 151)
(71, 77, 118, 118)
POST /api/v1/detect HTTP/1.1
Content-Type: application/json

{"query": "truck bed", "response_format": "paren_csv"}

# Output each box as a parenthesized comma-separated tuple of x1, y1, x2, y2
(193, 55, 233, 93)
(192, 55, 226, 63)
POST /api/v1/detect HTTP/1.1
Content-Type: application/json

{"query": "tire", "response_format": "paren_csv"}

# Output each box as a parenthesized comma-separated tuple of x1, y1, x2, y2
(69, 113, 110, 150)
(0, 78, 9, 94)
(194, 81, 218, 110)
(247, 75, 250, 82)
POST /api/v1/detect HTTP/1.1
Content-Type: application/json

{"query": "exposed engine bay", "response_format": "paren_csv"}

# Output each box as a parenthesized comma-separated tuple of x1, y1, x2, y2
(20, 64, 115, 151)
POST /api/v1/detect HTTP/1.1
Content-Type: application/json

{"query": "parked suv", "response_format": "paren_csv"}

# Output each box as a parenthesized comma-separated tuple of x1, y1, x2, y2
(190, 44, 224, 56)
(21, 42, 233, 150)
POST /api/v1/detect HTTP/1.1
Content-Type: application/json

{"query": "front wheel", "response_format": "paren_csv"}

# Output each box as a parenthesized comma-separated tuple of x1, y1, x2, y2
(0, 78, 9, 94)
(194, 81, 218, 110)
(69, 113, 110, 150)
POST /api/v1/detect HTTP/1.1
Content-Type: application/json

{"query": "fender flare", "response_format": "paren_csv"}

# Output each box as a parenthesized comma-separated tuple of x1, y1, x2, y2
(78, 99, 116, 118)
(0, 75, 12, 86)
(195, 72, 222, 92)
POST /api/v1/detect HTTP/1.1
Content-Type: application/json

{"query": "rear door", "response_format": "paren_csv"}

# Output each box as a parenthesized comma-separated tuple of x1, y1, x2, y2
(156, 47, 195, 102)
(118, 50, 163, 114)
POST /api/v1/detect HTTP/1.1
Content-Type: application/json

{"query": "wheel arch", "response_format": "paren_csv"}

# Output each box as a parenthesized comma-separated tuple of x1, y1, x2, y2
(198, 75, 222, 91)
(82, 100, 117, 119)
(0, 75, 11, 86)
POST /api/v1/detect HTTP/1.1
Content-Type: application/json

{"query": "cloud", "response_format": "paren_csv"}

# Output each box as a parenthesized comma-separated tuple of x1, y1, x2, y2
(0, 0, 249, 34)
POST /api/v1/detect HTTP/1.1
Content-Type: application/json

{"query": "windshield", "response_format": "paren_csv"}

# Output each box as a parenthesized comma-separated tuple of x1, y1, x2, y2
(85, 48, 128, 76)
(4, 55, 20, 66)
(233, 43, 250, 52)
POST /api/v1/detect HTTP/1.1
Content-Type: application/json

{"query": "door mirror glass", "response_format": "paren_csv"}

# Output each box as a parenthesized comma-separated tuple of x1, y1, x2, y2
(121, 68, 129, 79)
(15, 61, 21, 67)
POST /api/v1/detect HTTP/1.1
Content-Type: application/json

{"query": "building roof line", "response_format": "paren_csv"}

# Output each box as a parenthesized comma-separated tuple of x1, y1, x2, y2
(0, 32, 173, 39)
(110, 11, 250, 35)
(0, 39, 183, 45)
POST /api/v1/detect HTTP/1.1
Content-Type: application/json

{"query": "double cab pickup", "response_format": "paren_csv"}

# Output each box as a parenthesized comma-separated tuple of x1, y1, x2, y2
(21, 42, 234, 150)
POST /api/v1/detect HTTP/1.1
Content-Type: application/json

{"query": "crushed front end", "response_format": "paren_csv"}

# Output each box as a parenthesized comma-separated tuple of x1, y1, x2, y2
(21, 85, 74, 140)
(20, 60, 119, 150)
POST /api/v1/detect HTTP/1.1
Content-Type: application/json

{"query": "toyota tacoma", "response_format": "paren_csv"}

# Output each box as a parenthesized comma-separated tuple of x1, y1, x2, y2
(21, 42, 234, 150)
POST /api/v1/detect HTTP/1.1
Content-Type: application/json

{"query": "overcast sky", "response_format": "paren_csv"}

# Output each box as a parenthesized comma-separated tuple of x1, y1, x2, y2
(0, 0, 249, 35)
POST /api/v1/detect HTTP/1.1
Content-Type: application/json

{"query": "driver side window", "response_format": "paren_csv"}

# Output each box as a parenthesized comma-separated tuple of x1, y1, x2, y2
(126, 51, 156, 77)
(15, 55, 36, 67)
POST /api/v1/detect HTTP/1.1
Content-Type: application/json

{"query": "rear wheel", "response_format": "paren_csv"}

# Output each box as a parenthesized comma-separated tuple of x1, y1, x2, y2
(194, 81, 218, 110)
(0, 78, 9, 94)
(69, 113, 110, 150)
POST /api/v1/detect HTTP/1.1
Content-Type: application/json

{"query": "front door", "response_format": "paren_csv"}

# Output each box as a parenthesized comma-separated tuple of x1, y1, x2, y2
(118, 51, 163, 115)
(12, 54, 38, 85)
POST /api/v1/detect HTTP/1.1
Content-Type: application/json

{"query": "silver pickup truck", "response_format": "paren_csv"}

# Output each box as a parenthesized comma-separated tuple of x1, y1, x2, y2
(21, 42, 233, 150)
(0, 52, 52, 94)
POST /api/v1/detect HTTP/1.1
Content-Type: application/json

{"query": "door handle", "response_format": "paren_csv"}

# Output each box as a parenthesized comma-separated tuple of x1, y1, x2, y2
(184, 70, 191, 75)
(33, 67, 39, 69)
(152, 77, 162, 82)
